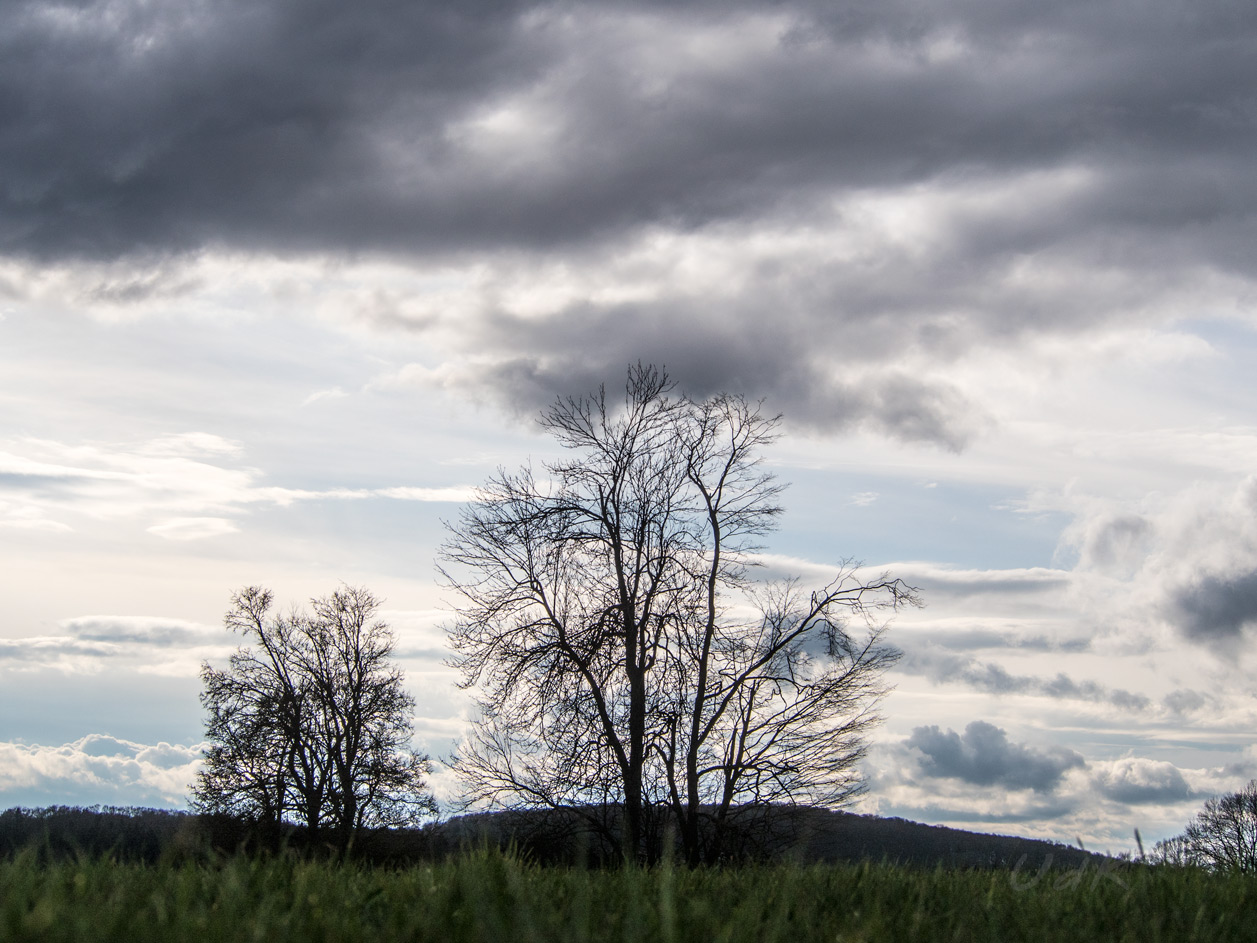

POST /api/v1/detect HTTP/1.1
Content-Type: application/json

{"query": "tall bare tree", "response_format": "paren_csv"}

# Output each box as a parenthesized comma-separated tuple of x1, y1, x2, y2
(442, 365, 918, 864)
(194, 586, 436, 850)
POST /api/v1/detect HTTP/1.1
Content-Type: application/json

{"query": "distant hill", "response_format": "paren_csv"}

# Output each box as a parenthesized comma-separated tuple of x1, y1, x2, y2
(422, 805, 1107, 871)
(1, 804, 1110, 872)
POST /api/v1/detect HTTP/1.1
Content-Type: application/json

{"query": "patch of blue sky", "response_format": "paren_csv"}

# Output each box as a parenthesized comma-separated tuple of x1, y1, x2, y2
(0, 671, 203, 748)
(777, 469, 1070, 572)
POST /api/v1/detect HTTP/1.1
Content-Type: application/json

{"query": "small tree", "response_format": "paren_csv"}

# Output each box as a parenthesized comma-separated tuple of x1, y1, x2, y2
(1150, 833, 1198, 868)
(442, 365, 918, 864)
(193, 585, 436, 850)
(1179, 780, 1257, 873)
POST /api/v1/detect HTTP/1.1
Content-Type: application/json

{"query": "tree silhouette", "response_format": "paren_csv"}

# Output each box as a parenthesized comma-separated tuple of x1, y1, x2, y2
(442, 365, 918, 864)
(1156, 780, 1257, 872)
(193, 586, 435, 850)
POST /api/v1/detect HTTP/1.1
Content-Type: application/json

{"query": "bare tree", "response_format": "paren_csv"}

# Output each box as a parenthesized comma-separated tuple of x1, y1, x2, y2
(193, 586, 436, 850)
(442, 365, 918, 864)
(1150, 833, 1198, 868)
(1177, 780, 1257, 873)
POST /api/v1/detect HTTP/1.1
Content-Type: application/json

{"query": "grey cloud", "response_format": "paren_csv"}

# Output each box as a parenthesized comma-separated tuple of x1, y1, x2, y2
(7, 0, 1257, 444)
(1092, 759, 1194, 805)
(0, 637, 117, 661)
(63, 616, 220, 647)
(1170, 571, 1257, 644)
(907, 720, 1085, 792)
(456, 349, 978, 449)
(0, 617, 223, 665)
(3, 0, 1254, 263)
(913, 629, 1090, 653)
(1162, 689, 1209, 715)
(1077, 514, 1153, 576)
(898, 646, 1150, 711)
(1, 0, 539, 261)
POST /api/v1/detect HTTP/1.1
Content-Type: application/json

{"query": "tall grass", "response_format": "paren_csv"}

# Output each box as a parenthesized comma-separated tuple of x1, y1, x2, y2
(3, 847, 1255, 942)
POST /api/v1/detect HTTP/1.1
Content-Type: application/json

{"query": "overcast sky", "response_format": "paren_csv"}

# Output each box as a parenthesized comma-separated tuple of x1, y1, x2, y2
(4, 0, 1257, 852)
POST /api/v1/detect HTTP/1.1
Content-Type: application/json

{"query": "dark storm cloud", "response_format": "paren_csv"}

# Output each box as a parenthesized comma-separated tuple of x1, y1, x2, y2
(459, 310, 981, 447)
(1169, 571, 1257, 644)
(7, 0, 1257, 441)
(907, 721, 1085, 792)
(1, 0, 539, 259)
(7, 0, 1255, 261)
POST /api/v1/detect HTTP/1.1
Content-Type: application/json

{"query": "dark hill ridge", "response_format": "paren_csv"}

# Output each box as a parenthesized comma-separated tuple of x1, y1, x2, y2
(424, 805, 1106, 871)
(1, 804, 1110, 871)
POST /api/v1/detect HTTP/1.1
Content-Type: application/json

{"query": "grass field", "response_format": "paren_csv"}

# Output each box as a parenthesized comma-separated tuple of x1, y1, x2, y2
(3, 848, 1255, 942)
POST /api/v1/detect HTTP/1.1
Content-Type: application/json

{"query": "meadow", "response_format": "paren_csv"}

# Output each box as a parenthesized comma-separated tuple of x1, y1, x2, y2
(4, 847, 1255, 943)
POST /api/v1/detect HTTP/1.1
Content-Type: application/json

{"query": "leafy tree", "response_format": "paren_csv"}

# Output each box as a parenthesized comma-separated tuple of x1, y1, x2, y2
(442, 365, 918, 864)
(193, 586, 436, 849)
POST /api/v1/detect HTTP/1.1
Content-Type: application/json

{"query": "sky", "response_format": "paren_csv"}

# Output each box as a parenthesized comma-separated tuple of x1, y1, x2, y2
(3, 0, 1257, 854)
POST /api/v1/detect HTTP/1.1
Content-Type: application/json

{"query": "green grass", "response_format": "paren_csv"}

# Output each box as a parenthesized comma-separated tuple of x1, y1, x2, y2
(3, 848, 1255, 942)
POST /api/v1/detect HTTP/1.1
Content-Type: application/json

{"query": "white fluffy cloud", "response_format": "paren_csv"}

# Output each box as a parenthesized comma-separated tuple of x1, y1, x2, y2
(0, 736, 203, 808)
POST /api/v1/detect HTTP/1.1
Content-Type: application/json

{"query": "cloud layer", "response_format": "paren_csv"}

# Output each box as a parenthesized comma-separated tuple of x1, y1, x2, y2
(8, 0, 1257, 264)
(6, 0, 1257, 440)
(0, 433, 474, 537)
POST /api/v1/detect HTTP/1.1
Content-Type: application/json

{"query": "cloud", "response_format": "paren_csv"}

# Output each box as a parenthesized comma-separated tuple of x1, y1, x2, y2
(1073, 513, 1153, 578)
(1039, 476, 1257, 654)
(0, 616, 226, 674)
(895, 564, 1072, 597)
(138, 433, 242, 458)
(0, 735, 201, 807)
(0, 499, 73, 532)
(62, 616, 222, 648)
(302, 387, 348, 406)
(0, 434, 475, 534)
(1163, 689, 1209, 715)
(897, 646, 1151, 711)
(1170, 571, 1257, 644)
(1091, 757, 1193, 805)
(906, 721, 1086, 792)
(147, 517, 240, 541)
(5, 1, 1257, 444)
(864, 733, 1216, 847)
(7, 0, 1256, 266)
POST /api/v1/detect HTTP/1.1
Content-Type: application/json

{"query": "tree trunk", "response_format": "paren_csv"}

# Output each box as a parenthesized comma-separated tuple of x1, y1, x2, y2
(624, 660, 645, 863)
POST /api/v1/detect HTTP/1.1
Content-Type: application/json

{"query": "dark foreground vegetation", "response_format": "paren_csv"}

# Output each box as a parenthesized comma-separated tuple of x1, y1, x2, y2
(4, 806, 1257, 942)
(5, 844, 1257, 942)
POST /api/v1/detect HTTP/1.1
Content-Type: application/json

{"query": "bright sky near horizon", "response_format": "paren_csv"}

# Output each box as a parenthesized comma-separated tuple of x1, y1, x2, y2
(3, 0, 1257, 853)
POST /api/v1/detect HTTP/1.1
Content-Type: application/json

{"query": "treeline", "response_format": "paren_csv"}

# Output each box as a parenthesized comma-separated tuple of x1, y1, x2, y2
(0, 806, 442, 867)
(1, 804, 1107, 872)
